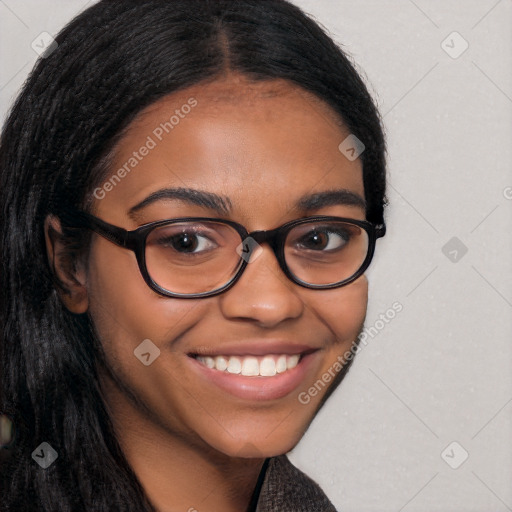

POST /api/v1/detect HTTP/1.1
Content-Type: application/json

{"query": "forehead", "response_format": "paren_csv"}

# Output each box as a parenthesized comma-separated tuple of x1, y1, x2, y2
(93, 74, 364, 223)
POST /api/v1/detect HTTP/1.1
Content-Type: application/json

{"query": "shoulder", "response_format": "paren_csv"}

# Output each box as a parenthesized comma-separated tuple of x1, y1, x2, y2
(256, 454, 338, 512)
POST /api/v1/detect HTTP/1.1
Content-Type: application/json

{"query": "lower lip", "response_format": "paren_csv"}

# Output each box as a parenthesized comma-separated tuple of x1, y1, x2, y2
(187, 352, 320, 401)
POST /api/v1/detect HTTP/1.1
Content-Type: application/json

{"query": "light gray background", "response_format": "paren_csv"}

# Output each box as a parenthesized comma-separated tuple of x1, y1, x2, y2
(1, 1, 511, 511)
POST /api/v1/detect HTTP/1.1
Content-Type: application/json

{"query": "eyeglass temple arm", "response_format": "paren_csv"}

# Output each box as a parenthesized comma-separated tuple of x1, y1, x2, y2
(59, 209, 131, 248)
(375, 223, 386, 238)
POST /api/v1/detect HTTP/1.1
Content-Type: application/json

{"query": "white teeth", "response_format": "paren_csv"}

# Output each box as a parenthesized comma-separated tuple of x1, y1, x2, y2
(276, 355, 287, 374)
(196, 353, 302, 376)
(215, 355, 228, 371)
(287, 354, 300, 370)
(260, 356, 277, 377)
(227, 357, 242, 374)
(241, 357, 259, 376)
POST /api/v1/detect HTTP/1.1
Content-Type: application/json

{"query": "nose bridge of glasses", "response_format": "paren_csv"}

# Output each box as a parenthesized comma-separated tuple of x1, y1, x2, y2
(244, 228, 284, 263)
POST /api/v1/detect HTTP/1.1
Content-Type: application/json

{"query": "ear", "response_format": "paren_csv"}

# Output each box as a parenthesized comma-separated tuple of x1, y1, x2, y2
(44, 215, 89, 314)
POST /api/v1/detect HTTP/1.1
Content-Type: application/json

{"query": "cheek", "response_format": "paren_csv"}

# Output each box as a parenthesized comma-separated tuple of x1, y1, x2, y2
(311, 275, 368, 343)
(84, 240, 198, 359)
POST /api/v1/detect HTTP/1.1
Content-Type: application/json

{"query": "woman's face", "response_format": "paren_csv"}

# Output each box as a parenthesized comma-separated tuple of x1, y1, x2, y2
(70, 75, 368, 458)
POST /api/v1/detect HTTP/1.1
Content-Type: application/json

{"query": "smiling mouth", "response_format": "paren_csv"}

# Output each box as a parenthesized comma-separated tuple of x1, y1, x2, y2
(190, 353, 308, 377)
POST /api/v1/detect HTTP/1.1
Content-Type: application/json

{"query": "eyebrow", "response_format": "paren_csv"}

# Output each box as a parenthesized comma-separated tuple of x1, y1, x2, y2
(128, 188, 233, 219)
(127, 187, 366, 219)
(295, 189, 366, 211)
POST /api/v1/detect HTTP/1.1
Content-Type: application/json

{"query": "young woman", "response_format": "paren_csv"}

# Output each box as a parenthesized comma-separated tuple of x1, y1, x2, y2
(0, 1, 387, 510)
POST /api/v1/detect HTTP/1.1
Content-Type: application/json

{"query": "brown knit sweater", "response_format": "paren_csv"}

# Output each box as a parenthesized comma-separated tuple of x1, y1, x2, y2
(254, 455, 338, 512)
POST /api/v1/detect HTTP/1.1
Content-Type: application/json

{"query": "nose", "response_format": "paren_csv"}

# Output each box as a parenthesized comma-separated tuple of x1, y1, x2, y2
(218, 242, 304, 328)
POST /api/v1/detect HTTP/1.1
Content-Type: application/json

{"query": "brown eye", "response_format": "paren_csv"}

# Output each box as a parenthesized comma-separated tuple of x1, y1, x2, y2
(156, 231, 213, 253)
(149, 224, 219, 255)
(297, 228, 350, 252)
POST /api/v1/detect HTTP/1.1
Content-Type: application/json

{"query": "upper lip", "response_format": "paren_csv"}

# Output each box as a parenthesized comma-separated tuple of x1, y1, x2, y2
(188, 340, 320, 358)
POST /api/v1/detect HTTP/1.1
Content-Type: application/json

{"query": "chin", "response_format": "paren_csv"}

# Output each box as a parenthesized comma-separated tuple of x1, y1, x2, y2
(198, 417, 310, 459)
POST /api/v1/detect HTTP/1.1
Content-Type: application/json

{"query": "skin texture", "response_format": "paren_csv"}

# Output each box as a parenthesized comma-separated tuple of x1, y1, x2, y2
(45, 74, 369, 512)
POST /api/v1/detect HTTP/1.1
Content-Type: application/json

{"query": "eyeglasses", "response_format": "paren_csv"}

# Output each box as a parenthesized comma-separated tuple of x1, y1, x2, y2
(61, 209, 386, 299)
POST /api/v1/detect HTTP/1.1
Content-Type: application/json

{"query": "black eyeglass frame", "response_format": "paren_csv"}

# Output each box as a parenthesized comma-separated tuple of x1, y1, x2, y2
(60, 209, 386, 299)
